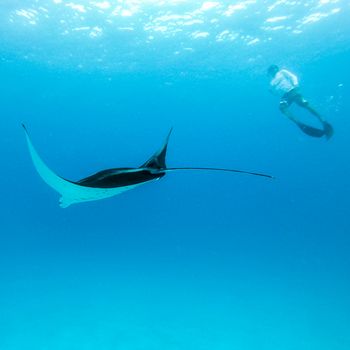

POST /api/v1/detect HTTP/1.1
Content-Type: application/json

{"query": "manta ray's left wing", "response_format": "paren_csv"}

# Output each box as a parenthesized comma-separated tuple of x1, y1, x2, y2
(22, 125, 141, 208)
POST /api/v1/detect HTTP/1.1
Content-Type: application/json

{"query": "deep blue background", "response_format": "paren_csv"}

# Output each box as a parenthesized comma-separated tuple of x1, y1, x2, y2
(0, 36, 349, 349)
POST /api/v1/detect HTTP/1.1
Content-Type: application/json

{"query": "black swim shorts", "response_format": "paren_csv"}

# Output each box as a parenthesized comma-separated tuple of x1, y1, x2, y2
(280, 88, 308, 109)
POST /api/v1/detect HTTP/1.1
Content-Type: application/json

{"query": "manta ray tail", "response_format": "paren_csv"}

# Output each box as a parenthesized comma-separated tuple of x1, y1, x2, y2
(140, 128, 273, 179)
(164, 167, 274, 179)
(140, 128, 172, 170)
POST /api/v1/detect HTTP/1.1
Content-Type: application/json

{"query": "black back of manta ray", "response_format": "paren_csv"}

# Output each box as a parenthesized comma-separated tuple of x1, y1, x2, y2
(75, 129, 173, 188)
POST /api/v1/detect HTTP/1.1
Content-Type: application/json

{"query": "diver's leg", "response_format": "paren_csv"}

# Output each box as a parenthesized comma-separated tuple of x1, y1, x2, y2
(295, 95, 325, 122)
(282, 108, 298, 122)
(296, 95, 334, 139)
(279, 101, 298, 122)
(280, 100, 322, 136)
(304, 104, 325, 122)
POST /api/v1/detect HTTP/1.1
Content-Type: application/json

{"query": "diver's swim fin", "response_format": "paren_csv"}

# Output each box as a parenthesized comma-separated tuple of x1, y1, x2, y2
(322, 121, 334, 140)
(295, 121, 325, 138)
(295, 120, 334, 140)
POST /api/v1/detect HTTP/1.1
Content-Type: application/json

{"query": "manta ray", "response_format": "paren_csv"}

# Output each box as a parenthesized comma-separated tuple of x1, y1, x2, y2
(23, 125, 273, 208)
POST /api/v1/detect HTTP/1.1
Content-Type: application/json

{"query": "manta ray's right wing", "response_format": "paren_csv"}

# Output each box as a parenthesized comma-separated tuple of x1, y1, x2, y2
(22, 125, 140, 208)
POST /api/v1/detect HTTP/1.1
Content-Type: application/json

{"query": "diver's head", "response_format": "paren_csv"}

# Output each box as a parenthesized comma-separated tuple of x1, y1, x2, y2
(267, 64, 279, 77)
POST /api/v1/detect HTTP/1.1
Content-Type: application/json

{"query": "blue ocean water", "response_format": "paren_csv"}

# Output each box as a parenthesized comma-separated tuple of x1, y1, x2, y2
(1, 1, 350, 349)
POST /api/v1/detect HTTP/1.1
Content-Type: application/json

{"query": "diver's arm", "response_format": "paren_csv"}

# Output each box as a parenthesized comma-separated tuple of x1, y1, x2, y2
(268, 78, 279, 96)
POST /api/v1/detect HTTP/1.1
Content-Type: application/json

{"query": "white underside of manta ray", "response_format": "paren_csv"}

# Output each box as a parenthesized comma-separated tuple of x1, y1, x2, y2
(22, 125, 273, 208)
